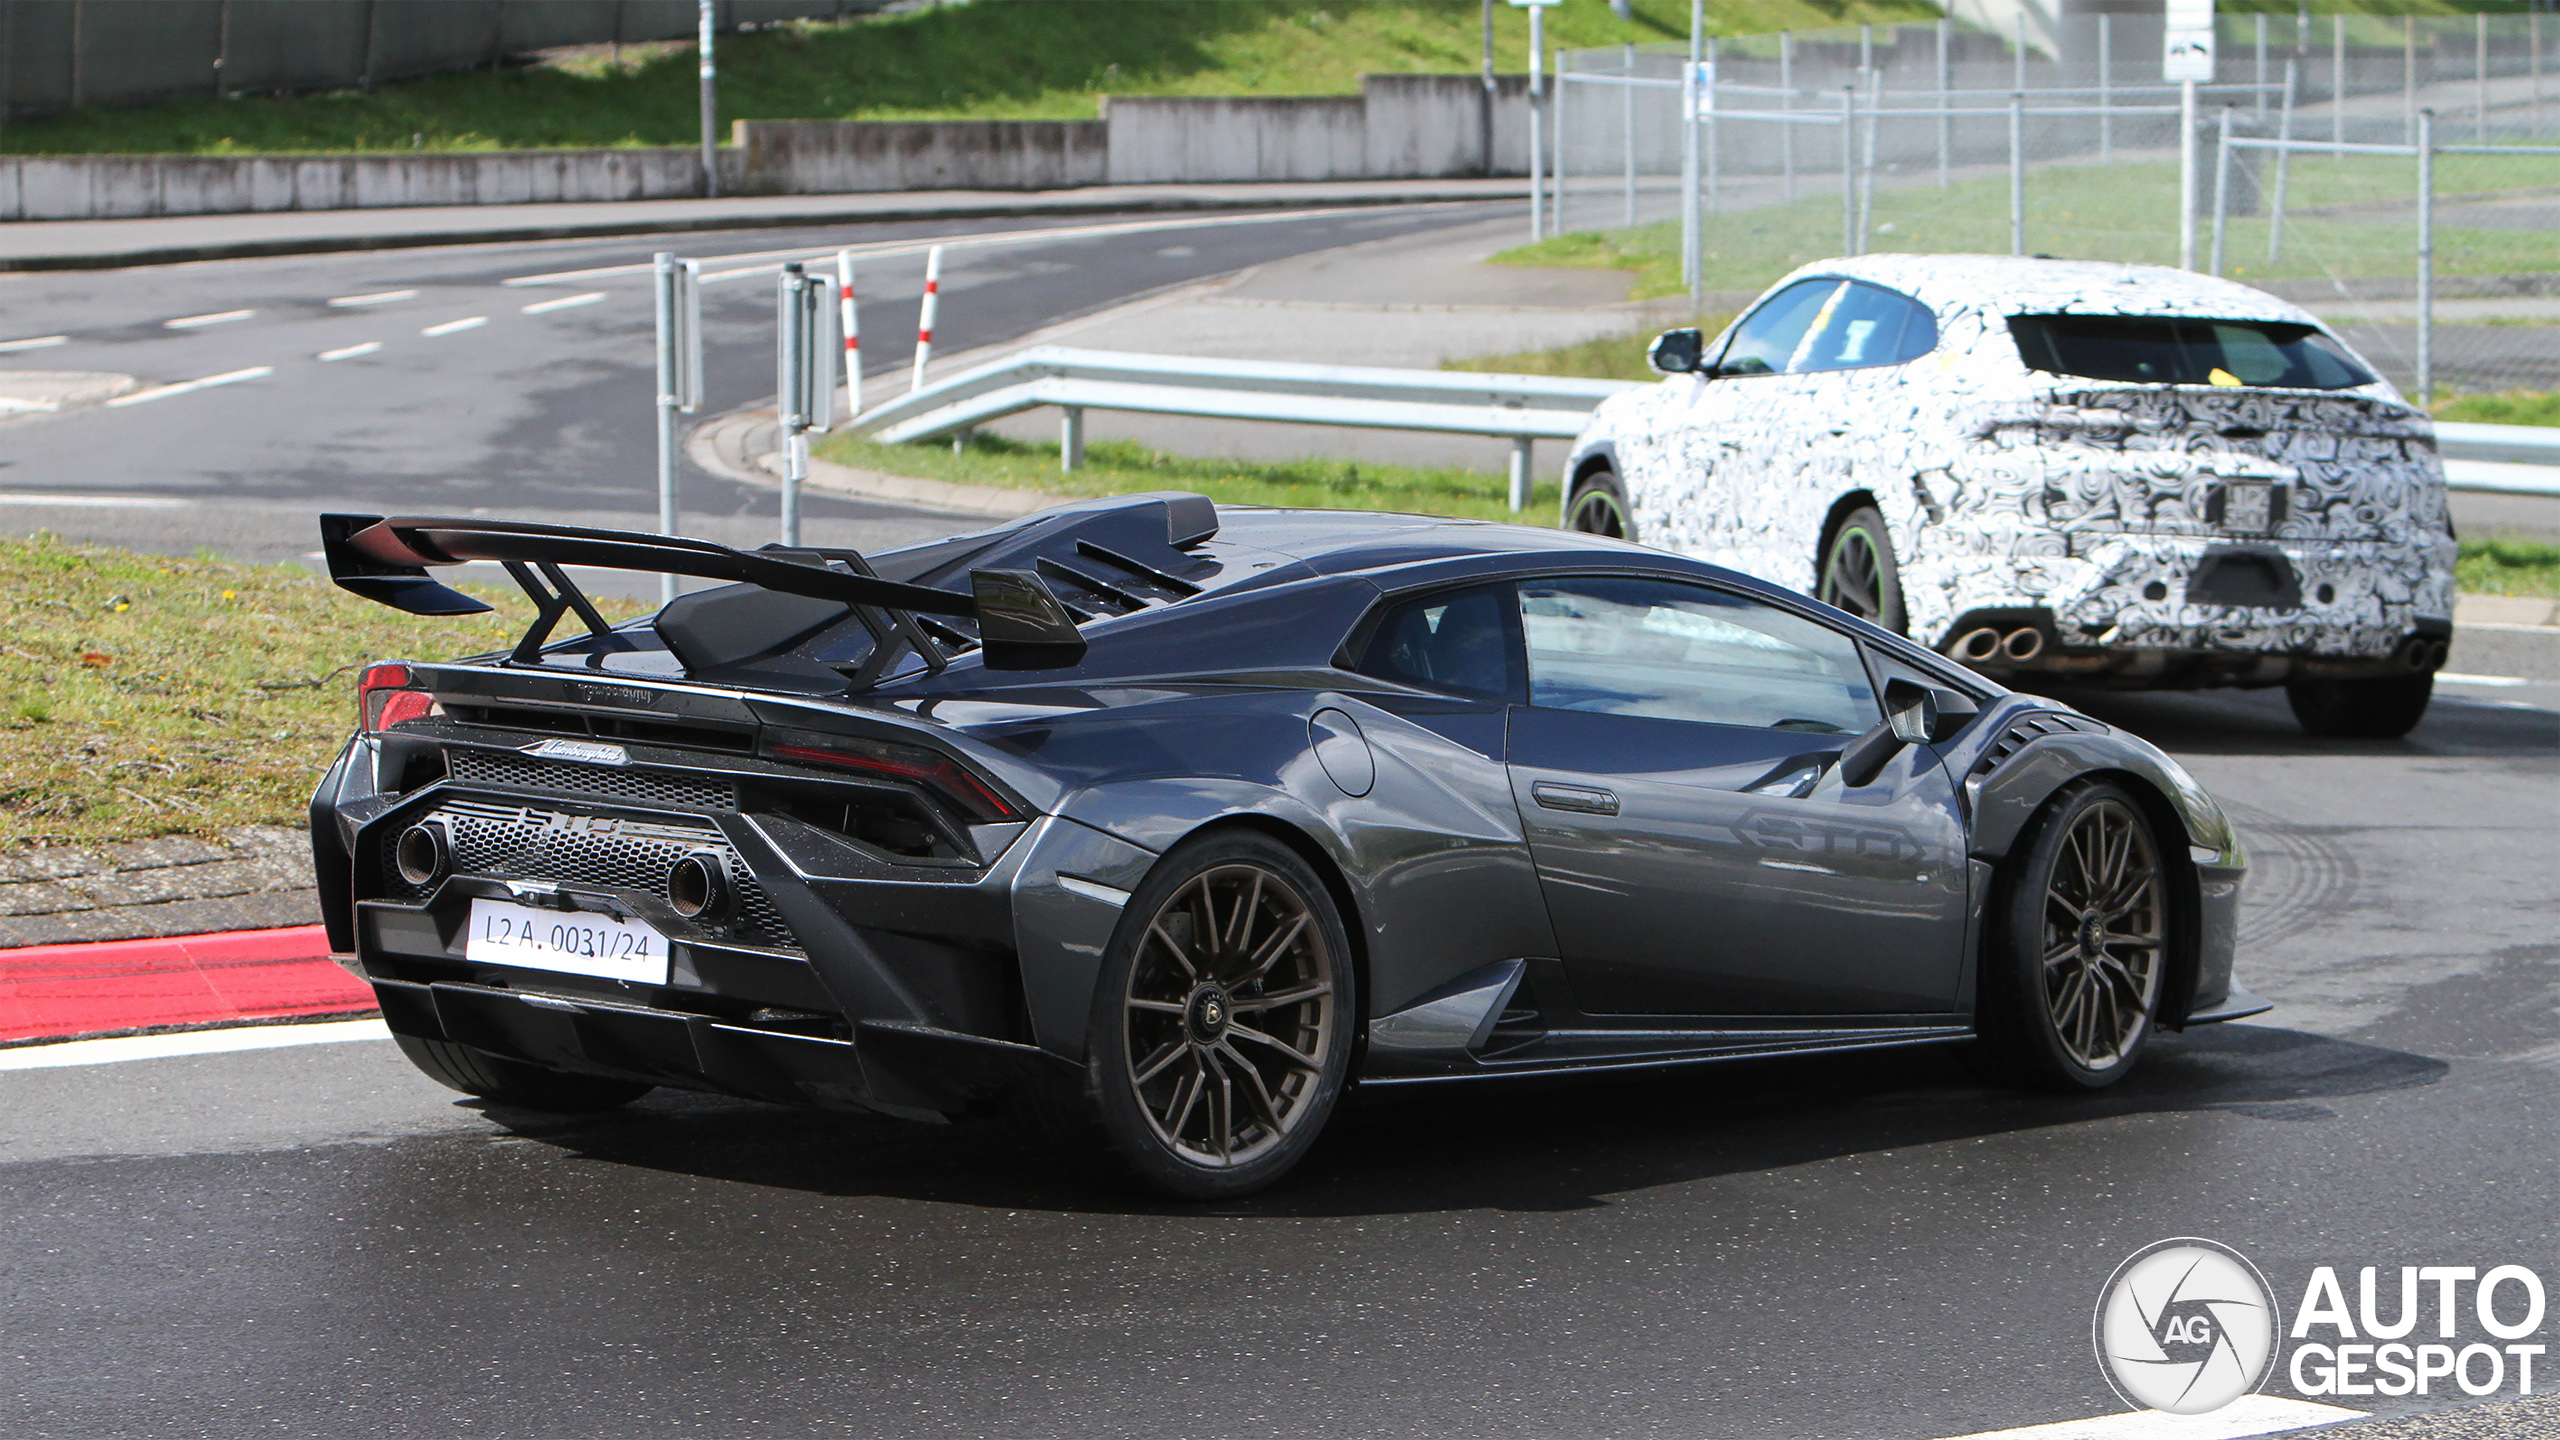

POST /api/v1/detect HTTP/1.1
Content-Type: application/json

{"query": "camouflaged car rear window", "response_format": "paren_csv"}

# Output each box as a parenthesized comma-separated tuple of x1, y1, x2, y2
(2006, 313, 2377, 390)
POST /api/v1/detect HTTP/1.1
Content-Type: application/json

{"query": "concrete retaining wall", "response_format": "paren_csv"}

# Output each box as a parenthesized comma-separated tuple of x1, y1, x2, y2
(0, 74, 1531, 220)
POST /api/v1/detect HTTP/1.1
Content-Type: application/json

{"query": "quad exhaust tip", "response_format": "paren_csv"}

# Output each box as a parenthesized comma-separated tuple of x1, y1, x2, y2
(2406, 636, 2451, 672)
(1954, 627, 2004, 662)
(668, 850, 733, 922)
(1951, 626, 2045, 664)
(2001, 627, 2046, 662)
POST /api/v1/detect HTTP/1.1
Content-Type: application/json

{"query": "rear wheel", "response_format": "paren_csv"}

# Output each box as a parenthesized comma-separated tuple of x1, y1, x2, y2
(1565, 467, 1633, 540)
(1816, 505, 1906, 634)
(393, 1034, 652, 1112)
(2285, 673, 2433, 739)
(1064, 830, 1356, 1200)
(1977, 781, 2169, 1091)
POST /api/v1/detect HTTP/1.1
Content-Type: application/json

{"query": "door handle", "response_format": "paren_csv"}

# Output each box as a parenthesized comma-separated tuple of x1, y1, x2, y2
(1532, 781, 1619, 816)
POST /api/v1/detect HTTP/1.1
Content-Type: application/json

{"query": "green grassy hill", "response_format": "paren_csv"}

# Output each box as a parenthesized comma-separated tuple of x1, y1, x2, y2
(2, 0, 1939, 156)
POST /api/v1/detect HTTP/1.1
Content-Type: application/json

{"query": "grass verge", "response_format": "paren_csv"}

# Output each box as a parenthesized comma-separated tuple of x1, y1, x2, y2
(814, 431, 1558, 523)
(2436, 389, 2560, 427)
(2, 0, 1929, 155)
(1494, 155, 2560, 300)
(2458, 538, 2560, 599)
(1443, 312, 1737, 384)
(0, 534, 641, 850)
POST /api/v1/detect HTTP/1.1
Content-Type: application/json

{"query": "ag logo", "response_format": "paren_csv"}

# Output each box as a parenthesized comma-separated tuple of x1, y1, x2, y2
(2094, 1238, 2281, 1415)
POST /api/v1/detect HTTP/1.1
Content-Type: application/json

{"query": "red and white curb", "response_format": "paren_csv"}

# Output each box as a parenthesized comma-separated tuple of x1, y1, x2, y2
(0, 923, 374, 1050)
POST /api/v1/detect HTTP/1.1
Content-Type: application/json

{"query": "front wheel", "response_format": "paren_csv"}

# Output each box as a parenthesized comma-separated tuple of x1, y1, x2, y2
(1067, 830, 1356, 1200)
(1816, 505, 1906, 635)
(2286, 672, 2433, 739)
(1977, 781, 2170, 1091)
(1565, 467, 1633, 540)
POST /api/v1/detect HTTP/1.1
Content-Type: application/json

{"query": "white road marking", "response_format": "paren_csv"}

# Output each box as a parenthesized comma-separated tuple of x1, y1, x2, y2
(2458, 620, 2560, 635)
(327, 289, 418, 307)
(0, 334, 69, 353)
(0, 1018, 390, 1071)
(317, 341, 383, 361)
(420, 316, 488, 336)
(520, 291, 607, 314)
(0, 492, 191, 507)
(2437, 671, 2531, 687)
(103, 365, 275, 406)
(1929, 1395, 2364, 1440)
(163, 308, 256, 329)
(498, 203, 1466, 287)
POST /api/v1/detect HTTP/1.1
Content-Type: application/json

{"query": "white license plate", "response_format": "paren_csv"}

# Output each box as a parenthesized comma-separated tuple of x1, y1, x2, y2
(464, 899, 670, 985)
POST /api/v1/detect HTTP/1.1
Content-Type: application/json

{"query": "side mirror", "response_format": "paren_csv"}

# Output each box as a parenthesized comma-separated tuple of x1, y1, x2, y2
(1886, 678, 1980, 746)
(1647, 328, 1706, 376)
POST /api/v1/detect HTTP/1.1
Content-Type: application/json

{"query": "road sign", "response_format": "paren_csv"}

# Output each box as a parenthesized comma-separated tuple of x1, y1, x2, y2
(2164, 0, 2216, 83)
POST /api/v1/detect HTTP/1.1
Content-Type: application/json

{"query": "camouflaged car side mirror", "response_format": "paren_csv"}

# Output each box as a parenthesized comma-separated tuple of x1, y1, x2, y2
(1647, 328, 1706, 375)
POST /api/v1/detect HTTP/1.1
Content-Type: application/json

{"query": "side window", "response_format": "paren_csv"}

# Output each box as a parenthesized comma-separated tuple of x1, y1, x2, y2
(1714, 280, 1842, 377)
(1792, 282, 1938, 372)
(1352, 584, 1520, 702)
(1519, 577, 1880, 735)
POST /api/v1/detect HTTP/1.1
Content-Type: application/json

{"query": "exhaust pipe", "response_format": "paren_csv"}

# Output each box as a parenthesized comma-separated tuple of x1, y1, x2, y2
(1953, 627, 2004, 663)
(394, 822, 449, 888)
(2001, 627, 2046, 663)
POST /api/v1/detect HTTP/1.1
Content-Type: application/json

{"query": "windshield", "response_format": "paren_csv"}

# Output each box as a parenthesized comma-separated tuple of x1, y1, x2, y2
(2006, 313, 2378, 390)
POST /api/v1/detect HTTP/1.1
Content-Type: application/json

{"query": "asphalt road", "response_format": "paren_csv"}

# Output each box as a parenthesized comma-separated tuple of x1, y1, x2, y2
(4, 211, 2558, 1439)
(0, 200, 1512, 578)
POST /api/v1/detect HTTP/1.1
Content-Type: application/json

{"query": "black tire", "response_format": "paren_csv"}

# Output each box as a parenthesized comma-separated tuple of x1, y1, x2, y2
(1565, 466, 1634, 541)
(1816, 504, 1906, 635)
(1977, 780, 2170, 1091)
(1055, 829, 1358, 1200)
(392, 1034, 653, 1113)
(2285, 672, 2433, 739)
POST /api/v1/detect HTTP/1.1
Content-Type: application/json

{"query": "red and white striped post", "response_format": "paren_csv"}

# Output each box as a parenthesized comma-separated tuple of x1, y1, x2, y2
(836, 248, 860, 420)
(910, 244, 943, 395)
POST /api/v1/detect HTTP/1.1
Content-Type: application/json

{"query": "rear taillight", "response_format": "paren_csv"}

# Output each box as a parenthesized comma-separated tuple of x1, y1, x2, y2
(770, 738, 1020, 822)
(358, 662, 440, 733)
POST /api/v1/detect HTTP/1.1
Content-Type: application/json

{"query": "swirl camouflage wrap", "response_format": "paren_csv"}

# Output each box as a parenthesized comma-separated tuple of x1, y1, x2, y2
(1563, 254, 2458, 688)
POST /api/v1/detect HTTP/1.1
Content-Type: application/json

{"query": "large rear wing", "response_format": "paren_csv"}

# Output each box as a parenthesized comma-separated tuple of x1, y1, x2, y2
(319, 514, 1088, 676)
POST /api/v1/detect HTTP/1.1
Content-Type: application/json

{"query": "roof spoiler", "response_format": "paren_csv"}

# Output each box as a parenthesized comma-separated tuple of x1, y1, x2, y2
(318, 513, 1086, 673)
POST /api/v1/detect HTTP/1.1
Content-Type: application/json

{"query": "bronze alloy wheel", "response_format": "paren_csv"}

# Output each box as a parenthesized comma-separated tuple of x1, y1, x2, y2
(2037, 795, 2166, 1072)
(1121, 860, 1340, 1169)
(1817, 506, 1906, 633)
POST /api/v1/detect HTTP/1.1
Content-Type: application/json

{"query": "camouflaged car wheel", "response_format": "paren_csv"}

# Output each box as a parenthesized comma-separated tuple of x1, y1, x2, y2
(1817, 505, 1907, 635)
(2285, 673, 2433, 740)
(1565, 467, 1634, 541)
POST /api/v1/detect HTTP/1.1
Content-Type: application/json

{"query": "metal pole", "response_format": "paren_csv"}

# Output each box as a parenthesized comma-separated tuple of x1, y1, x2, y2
(836, 249, 861, 420)
(1780, 31, 1796, 203)
(1843, 87, 1858, 256)
(1528, 2, 1545, 243)
(1552, 43, 1567, 236)
(1061, 407, 1085, 473)
(2536, 13, 2544, 141)
(2476, 12, 2488, 143)
(1622, 43, 1637, 227)
(653, 254, 680, 607)
(2256, 14, 2268, 117)
(698, 0, 719, 199)
(1704, 35, 1719, 215)
(1481, 0, 1497, 176)
(2210, 106, 2232, 276)
(214, 0, 230, 100)
(1936, 18, 1951, 189)
(2099, 14, 2113, 164)
(1681, 0, 1701, 300)
(911, 245, 942, 394)
(2334, 14, 2346, 153)
(1860, 67, 1880, 254)
(2417, 108, 2434, 405)
(2404, 15, 2416, 147)
(777, 266, 806, 549)
(2269, 59, 2298, 264)
(2014, 13, 2026, 95)
(2009, 92, 2025, 256)
(2180, 78, 2198, 270)
(1508, 438, 1532, 514)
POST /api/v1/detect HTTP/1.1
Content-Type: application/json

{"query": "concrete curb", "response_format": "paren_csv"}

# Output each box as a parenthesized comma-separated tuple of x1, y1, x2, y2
(0, 183, 1528, 272)
(688, 405, 1070, 519)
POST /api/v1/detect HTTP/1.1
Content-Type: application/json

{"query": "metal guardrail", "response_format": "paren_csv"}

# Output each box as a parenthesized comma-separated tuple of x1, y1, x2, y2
(849, 347, 1638, 510)
(851, 346, 2560, 505)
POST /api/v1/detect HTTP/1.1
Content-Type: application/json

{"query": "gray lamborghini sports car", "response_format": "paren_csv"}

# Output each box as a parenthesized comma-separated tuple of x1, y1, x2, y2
(310, 494, 2264, 1198)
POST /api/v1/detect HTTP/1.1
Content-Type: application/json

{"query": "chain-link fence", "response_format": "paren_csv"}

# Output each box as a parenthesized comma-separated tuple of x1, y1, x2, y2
(1549, 13, 2560, 400)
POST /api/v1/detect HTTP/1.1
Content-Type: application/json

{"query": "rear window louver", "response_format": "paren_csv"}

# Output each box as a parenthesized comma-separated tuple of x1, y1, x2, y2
(915, 541, 1204, 657)
(1972, 711, 2106, 779)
